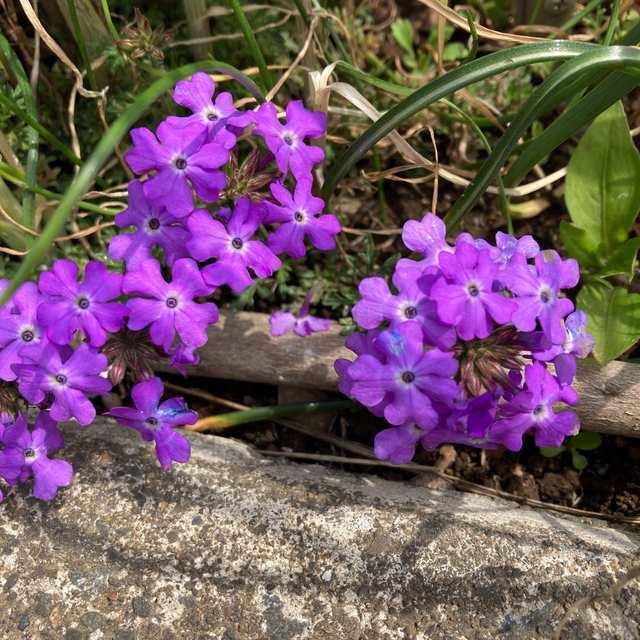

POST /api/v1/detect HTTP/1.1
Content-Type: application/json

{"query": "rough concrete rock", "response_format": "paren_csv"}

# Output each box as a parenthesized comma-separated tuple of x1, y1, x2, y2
(0, 419, 639, 639)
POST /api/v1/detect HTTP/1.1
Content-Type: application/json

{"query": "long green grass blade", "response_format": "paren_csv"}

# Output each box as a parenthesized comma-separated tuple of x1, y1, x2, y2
(0, 166, 122, 215)
(505, 21, 640, 185)
(321, 41, 602, 202)
(557, 0, 608, 33)
(67, 0, 98, 92)
(0, 61, 241, 306)
(442, 98, 512, 233)
(229, 0, 272, 93)
(443, 47, 640, 232)
(504, 72, 639, 187)
(291, 0, 311, 28)
(0, 32, 38, 248)
(603, 0, 622, 46)
(206, 60, 266, 103)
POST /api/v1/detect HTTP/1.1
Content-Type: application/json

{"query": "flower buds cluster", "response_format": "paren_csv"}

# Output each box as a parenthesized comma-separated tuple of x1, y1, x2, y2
(335, 213, 594, 464)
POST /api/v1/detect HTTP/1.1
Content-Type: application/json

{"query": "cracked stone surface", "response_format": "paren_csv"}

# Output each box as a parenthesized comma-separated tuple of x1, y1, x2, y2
(0, 419, 639, 639)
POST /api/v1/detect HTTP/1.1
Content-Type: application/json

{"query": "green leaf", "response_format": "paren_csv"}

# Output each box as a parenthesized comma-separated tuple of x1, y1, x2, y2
(570, 431, 602, 451)
(540, 446, 566, 457)
(565, 101, 640, 258)
(428, 23, 454, 46)
(391, 19, 415, 58)
(442, 42, 468, 62)
(593, 237, 640, 279)
(577, 280, 640, 364)
(571, 451, 588, 470)
(559, 220, 601, 270)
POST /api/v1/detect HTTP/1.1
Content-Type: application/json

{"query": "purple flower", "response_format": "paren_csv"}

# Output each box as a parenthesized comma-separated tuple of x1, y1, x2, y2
(167, 72, 251, 148)
(396, 212, 453, 272)
(270, 311, 333, 337)
(186, 197, 281, 292)
(334, 329, 387, 406)
(123, 258, 218, 351)
(419, 392, 526, 451)
(563, 310, 594, 358)
(250, 100, 325, 179)
(0, 439, 24, 486)
(494, 361, 579, 448)
(347, 322, 459, 429)
(352, 266, 456, 350)
(374, 423, 427, 465)
(422, 419, 525, 451)
(167, 342, 200, 376)
(430, 242, 517, 341)
(37, 260, 127, 347)
(105, 377, 196, 470)
(445, 392, 498, 437)
(402, 213, 451, 264)
(1, 411, 72, 500)
(108, 180, 191, 270)
(126, 121, 229, 217)
(265, 179, 340, 258)
(0, 282, 47, 381)
(493, 231, 539, 268)
(270, 285, 333, 337)
(13, 342, 111, 425)
(503, 250, 579, 344)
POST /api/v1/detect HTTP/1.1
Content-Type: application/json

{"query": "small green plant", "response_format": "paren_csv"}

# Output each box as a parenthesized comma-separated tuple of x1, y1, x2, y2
(391, 18, 467, 75)
(540, 431, 603, 470)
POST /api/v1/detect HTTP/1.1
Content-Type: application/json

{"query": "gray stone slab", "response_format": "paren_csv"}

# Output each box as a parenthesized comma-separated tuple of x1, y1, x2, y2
(1, 419, 639, 639)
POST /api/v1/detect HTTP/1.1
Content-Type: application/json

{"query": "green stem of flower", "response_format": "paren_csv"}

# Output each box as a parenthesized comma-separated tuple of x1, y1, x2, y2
(99, 0, 121, 40)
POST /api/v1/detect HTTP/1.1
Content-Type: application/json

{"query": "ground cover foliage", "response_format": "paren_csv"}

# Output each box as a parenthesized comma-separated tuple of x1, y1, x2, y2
(0, 0, 638, 523)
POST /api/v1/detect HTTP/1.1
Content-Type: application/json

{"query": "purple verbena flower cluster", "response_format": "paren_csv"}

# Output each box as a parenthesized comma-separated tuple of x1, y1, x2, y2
(1, 73, 337, 504)
(335, 213, 594, 465)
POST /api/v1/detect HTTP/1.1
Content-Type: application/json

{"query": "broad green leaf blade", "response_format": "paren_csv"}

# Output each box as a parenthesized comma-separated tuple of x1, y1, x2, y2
(570, 431, 602, 451)
(540, 446, 566, 457)
(559, 221, 601, 270)
(442, 42, 468, 62)
(391, 19, 415, 58)
(577, 280, 640, 364)
(593, 237, 640, 279)
(571, 451, 588, 470)
(565, 101, 640, 258)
